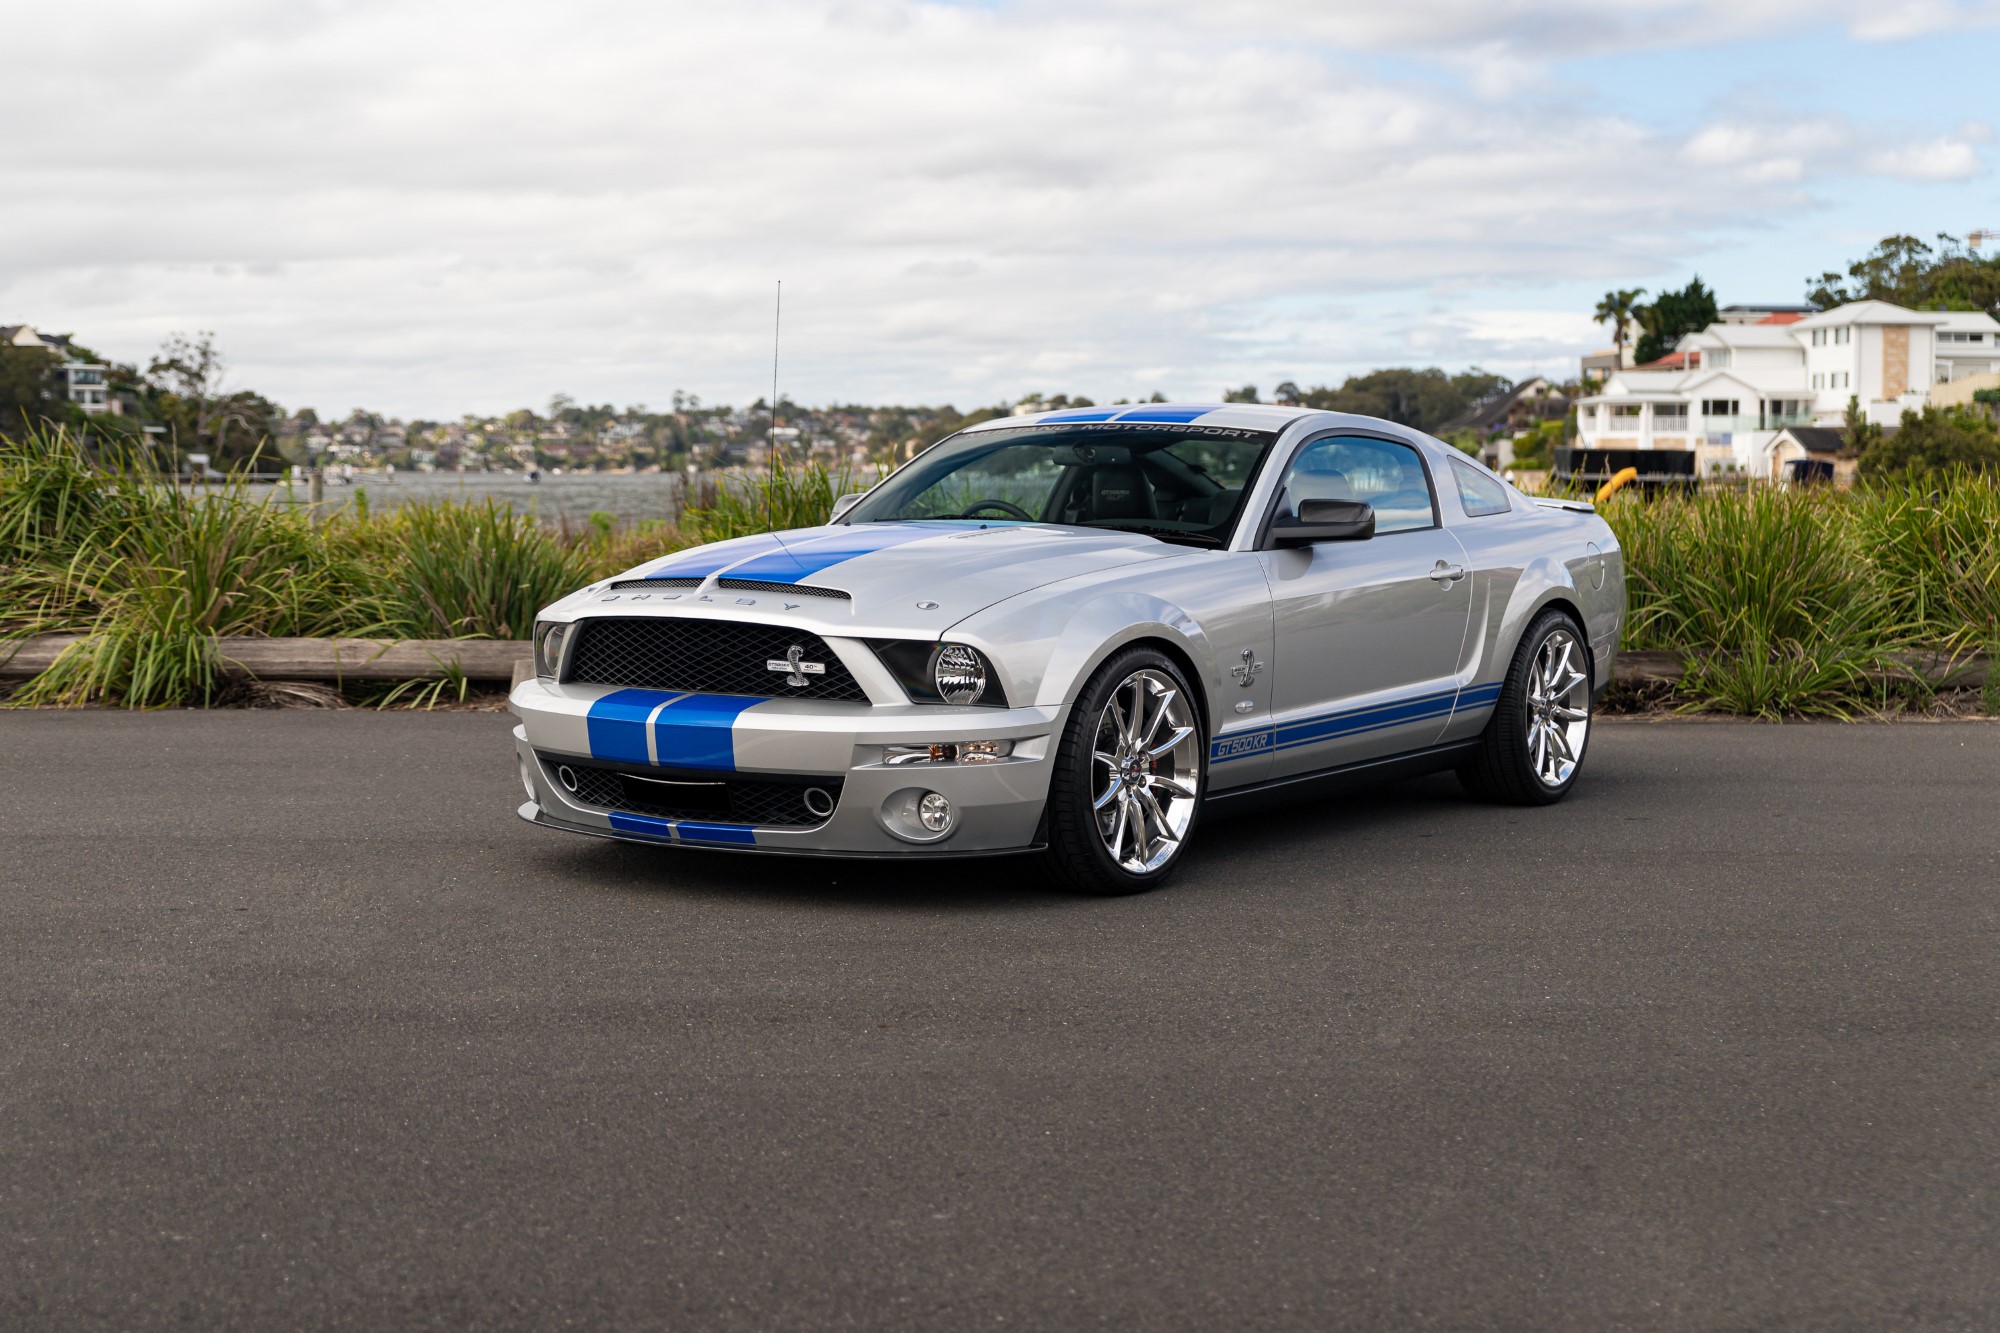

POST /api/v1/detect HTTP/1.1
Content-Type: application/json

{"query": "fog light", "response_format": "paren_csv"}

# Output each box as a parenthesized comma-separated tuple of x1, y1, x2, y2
(557, 764, 580, 793)
(882, 739, 1014, 765)
(918, 791, 953, 832)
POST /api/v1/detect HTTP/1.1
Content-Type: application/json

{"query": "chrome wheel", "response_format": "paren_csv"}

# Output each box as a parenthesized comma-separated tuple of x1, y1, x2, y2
(1526, 628, 1590, 788)
(1090, 669, 1202, 874)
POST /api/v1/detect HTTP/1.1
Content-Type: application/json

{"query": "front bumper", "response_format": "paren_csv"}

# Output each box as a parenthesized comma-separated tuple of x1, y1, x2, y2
(508, 679, 1064, 855)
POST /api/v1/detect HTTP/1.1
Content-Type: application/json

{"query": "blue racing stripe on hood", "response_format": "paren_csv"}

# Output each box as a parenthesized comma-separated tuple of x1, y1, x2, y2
(719, 523, 951, 583)
(586, 689, 682, 765)
(652, 693, 765, 771)
(639, 533, 789, 580)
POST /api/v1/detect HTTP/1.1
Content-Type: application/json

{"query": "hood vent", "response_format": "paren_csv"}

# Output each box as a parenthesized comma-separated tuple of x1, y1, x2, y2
(606, 576, 850, 601)
(609, 577, 703, 591)
(716, 578, 850, 601)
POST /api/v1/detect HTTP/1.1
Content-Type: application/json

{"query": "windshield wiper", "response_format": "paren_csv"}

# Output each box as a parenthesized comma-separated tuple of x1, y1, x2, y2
(1116, 526, 1222, 548)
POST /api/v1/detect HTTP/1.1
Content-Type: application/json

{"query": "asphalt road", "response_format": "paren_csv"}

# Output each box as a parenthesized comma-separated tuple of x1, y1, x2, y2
(3, 712, 1997, 1330)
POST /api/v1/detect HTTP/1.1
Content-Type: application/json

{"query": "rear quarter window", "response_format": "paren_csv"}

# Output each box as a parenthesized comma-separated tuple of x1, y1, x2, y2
(1450, 458, 1511, 518)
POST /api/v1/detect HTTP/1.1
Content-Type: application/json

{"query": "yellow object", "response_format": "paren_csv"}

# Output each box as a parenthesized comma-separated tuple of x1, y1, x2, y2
(1595, 466, 1639, 505)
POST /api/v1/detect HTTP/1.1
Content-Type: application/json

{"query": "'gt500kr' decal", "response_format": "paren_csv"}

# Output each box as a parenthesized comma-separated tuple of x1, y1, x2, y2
(1210, 729, 1273, 761)
(585, 689, 765, 771)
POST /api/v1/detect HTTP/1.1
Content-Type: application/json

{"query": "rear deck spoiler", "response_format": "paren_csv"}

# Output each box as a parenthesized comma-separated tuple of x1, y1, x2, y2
(1532, 497, 1597, 514)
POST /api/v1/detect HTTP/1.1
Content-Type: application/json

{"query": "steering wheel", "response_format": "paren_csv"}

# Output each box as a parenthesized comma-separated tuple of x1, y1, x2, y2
(961, 498, 1034, 521)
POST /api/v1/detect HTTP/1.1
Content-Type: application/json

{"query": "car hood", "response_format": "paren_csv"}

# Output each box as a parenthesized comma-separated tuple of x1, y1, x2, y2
(586, 521, 1191, 631)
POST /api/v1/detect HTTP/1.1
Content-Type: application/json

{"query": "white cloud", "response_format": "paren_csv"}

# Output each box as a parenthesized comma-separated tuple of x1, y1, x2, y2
(0, 0, 1990, 415)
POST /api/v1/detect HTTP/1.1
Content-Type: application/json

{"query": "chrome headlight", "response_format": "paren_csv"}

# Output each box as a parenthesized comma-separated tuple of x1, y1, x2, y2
(533, 620, 569, 680)
(868, 640, 1007, 707)
(933, 644, 987, 705)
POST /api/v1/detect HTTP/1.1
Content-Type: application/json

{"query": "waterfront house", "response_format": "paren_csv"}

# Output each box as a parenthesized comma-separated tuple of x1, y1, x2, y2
(1569, 300, 2000, 481)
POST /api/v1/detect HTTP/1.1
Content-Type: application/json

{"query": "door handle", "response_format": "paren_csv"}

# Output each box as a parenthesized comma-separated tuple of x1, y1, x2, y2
(1429, 560, 1467, 584)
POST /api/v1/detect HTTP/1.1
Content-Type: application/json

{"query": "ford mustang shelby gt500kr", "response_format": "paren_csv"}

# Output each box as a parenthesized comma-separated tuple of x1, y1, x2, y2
(510, 403, 1624, 894)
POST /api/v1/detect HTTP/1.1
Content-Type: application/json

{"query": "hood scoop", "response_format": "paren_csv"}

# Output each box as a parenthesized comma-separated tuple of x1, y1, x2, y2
(607, 575, 851, 602)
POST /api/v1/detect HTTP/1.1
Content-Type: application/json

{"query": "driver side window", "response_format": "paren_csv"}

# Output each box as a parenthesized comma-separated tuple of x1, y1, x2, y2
(1278, 436, 1437, 534)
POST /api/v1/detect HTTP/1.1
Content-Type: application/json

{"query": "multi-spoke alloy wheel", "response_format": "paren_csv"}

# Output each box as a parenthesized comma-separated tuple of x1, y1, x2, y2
(1458, 608, 1593, 806)
(1089, 669, 1201, 874)
(1526, 627, 1591, 788)
(1046, 648, 1206, 894)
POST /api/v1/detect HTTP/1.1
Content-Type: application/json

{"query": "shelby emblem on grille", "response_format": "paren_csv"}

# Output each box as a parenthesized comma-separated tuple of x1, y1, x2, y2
(765, 644, 827, 688)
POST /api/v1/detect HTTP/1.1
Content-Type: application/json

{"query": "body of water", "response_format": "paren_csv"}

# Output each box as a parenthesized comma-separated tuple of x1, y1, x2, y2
(252, 471, 700, 526)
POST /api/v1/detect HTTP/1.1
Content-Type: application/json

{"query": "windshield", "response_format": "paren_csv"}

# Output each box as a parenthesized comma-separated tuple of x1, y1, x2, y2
(845, 423, 1280, 548)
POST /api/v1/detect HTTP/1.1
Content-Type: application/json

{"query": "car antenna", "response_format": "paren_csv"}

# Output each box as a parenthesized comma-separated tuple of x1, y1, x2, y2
(768, 278, 782, 532)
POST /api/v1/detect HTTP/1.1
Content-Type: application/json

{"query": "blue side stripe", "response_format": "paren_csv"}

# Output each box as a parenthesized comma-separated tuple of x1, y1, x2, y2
(719, 523, 948, 583)
(652, 694, 764, 771)
(606, 812, 759, 846)
(1209, 681, 1505, 764)
(1271, 688, 1458, 750)
(586, 689, 681, 765)
(1111, 407, 1213, 423)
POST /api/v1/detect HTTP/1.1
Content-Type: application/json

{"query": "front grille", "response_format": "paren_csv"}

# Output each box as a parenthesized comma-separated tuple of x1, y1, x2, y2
(565, 617, 869, 701)
(547, 757, 838, 827)
(608, 577, 703, 591)
(716, 578, 851, 601)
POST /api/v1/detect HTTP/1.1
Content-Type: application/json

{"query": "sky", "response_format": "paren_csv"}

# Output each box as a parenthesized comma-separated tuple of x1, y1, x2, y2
(6, 0, 1998, 419)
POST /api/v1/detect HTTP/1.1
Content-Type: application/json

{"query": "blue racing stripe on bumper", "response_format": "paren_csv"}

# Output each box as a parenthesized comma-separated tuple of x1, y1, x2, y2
(606, 812, 760, 846)
(586, 689, 682, 765)
(652, 694, 765, 771)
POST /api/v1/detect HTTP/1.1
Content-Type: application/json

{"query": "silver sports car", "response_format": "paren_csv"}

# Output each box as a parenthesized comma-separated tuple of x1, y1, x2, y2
(509, 403, 1624, 893)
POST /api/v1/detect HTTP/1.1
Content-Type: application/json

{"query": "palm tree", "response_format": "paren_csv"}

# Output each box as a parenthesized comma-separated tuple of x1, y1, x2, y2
(1593, 288, 1647, 370)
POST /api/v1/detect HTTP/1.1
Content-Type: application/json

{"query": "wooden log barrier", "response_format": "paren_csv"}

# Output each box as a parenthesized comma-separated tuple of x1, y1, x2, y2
(0, 635, 532, 682)
(0, 636, 1986, 689)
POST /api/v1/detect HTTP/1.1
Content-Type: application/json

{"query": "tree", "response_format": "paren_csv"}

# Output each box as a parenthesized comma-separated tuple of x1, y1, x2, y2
(1838, 395, 1881, 460)
(1635, 276, 1718, 364)
(1271, 381, 1302, 405)
(1808, 233, 2000, 317)
(1858, 404, 2000, 481)
(0, 345, 63, 436)
(1297, 367, 1509, 433)
(1593, 288, 1646, 369)
(146, 332, 230, 444)
(1222, 385, 1260, 403)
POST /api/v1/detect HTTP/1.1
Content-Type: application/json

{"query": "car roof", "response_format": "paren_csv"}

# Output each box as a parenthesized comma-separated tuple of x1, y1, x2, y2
(962, 403, 1311, 432)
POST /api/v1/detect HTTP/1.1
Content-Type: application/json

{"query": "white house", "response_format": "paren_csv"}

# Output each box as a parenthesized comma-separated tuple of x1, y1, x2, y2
(1, 323, 114, 414)
(1572, 300, 2000, 479)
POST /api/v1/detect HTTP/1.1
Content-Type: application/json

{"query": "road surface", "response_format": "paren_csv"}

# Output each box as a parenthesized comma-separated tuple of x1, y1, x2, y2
(3, 712, 1996, 1328)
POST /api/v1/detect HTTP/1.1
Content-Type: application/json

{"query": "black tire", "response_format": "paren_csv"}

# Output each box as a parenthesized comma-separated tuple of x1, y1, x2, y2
(1457, 607, 1593, 805)
(1044, 646, 1206, 895)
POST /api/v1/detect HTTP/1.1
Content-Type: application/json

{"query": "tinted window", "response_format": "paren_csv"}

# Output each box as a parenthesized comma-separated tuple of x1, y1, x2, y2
(846, 423, 1279, 549)
(1278, 435, 1436, 534)
(1451, 457, 1511, 517)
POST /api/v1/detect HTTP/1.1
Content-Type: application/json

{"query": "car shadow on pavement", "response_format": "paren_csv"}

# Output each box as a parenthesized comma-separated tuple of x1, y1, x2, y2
(522, 772, 1508, 911)
(526, 836, 1076, 912)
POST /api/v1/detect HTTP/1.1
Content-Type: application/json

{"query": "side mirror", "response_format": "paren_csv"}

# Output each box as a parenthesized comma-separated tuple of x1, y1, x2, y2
(829, 492, 866, 523)
(1270, 498, 1374, 547)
